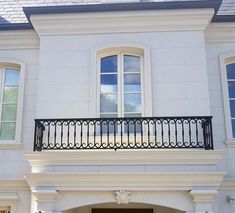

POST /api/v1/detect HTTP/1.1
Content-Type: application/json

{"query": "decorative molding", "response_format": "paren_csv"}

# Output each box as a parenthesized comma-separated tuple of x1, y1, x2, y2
(0, 143, 23, 150)
(205, 23, 235, 43)
(24, 172, 225, 189)
(190, 190, 217, 212)
(219, 178, 235, 191)
(115, 190, 131, 204)
(190, 190, 218, 203)
(25, 150, 224, 167)
(0, 193, 18, 201)
(225, 141, 235, 148)
(0, 179, 30, 191)
(30, 9, 214, 36)
(0, 30, 39, 49)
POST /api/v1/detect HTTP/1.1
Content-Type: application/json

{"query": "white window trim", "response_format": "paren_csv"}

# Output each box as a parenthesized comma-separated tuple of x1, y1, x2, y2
(90, 43, 152, 118)
(0, 58, 25, 149)
(219, 52, 235, 144)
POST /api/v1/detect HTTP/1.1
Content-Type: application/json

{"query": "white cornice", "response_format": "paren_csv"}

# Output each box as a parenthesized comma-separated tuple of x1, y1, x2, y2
(0, 30, 39, 49)
(205, 23, 235, 43)
(24, 172, 225, 189)
(25, 150, 224, 167)
(0, 179, 30, 191)
(30, 9, 214, 36)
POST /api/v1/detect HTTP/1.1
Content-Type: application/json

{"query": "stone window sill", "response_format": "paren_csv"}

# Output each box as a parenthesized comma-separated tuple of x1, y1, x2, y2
(0, 142, 23, 150)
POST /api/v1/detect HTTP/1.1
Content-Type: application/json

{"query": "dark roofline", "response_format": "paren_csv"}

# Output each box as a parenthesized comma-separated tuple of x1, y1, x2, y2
(0, 0, 225, 31)
(212, 15, 235, 22)
(0, 23, 33, 31)
(23, 0, 222, 22)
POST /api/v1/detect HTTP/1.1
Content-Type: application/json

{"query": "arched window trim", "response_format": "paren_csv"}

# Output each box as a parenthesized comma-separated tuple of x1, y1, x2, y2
(220, 52, 235, 142)
(90, 44, 152, 118)
(0, 58, 25, 148)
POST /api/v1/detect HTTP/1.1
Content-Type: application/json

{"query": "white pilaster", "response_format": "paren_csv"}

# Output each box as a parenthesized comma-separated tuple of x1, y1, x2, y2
(190, 190, 217, 213)
(33, 190, 58, 213)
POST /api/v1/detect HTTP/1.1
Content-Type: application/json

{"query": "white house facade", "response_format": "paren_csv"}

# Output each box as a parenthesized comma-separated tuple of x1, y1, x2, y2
(0, 0, 234, 212)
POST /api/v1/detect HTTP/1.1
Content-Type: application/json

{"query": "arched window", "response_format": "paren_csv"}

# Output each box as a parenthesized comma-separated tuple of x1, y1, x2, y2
(220, 54, 235, 141)
(226, 62, 235, 138)
(0, 66, 20, 140)
(98, 51, 142, 118)
(0, 59, 25, 145)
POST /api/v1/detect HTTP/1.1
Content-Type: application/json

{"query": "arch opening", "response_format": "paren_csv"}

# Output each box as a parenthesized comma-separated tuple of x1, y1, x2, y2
(63, 202, 185, 213)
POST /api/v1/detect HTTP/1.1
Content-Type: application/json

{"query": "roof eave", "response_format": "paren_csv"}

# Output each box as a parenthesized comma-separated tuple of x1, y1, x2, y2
(0, 23, 33, 31)
(23, 0, 222, 23)
(0, 0, 224, 31)
(212, 15, 235, 23)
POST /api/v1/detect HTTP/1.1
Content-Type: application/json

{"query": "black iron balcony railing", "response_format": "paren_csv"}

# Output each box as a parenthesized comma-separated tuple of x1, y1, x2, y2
(33, 116, 213, 151)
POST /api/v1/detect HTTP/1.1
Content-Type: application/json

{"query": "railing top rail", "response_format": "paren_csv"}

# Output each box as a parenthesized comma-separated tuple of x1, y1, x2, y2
(35, 116, 213, 122)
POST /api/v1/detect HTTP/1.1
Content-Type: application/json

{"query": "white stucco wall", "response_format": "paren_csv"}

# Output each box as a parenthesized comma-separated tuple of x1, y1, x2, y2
(206, 42, 235, 174)
(205, 41, 235, 213)
(0, 47, 37, 213)
(0, 48, 39, 178)
(36, 31, 211, 119)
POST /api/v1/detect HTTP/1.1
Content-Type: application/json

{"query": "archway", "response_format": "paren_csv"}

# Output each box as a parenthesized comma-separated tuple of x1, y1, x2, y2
(64, 202, 184, 213)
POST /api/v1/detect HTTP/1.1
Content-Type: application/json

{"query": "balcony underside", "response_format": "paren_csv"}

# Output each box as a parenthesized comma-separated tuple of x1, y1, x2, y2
(25, 149, 224, 194)
(25, 149, 223, 167)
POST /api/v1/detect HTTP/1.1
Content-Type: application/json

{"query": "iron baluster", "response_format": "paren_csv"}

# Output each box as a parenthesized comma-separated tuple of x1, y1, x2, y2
(33, 116, 214, 151)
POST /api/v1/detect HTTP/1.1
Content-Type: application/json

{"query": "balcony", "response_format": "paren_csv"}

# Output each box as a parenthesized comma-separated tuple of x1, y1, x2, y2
(33, 116, 214, 151)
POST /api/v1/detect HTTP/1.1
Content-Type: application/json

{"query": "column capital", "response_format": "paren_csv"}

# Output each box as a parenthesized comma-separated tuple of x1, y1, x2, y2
(190, 190, 218, 203)
(33, 190, 58, 202)
(190, 190, 217, 213)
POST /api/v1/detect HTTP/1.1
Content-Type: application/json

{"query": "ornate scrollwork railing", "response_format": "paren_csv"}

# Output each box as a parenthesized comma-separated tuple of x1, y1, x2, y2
(33, 116, 213, 151)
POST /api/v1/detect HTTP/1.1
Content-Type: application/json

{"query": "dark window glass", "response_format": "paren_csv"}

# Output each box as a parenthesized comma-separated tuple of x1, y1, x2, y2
(101, 74, 117, 93)
(230, 100, 235, 117)
(228, 81, 235, 98)
(226, 63, 235, 79)
(232, 119, 235, 138)
(101, 55, 117, 73)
